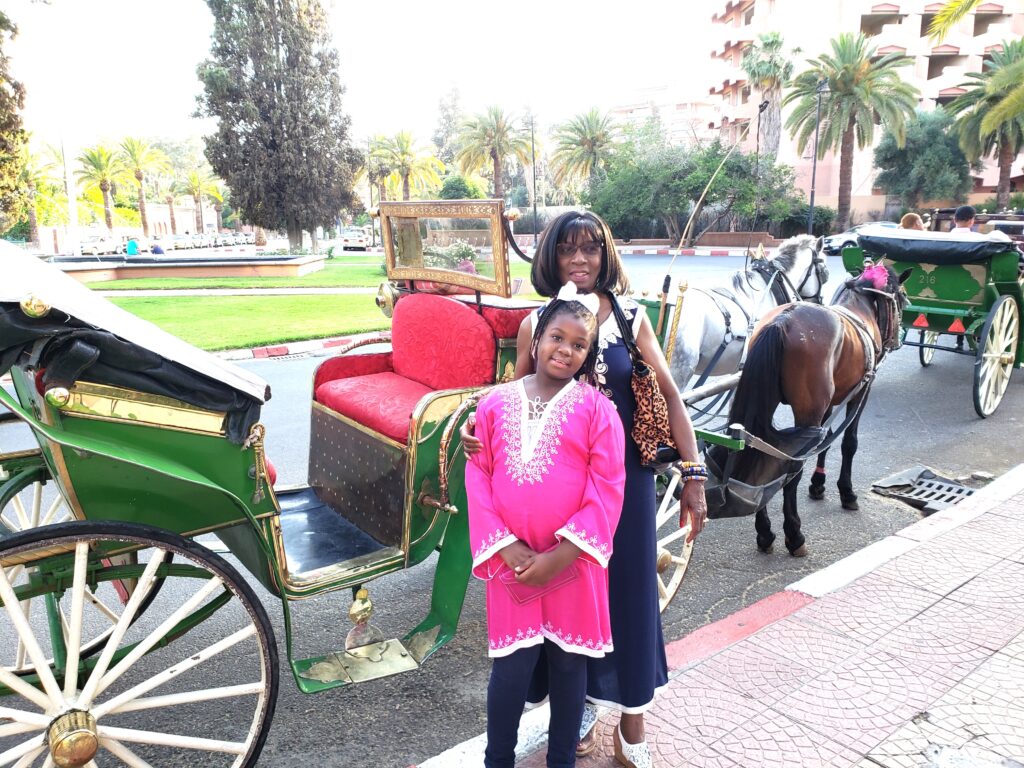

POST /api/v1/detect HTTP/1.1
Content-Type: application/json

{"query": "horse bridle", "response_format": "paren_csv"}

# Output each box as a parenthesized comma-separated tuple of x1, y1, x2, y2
(753, 248, 828, 305)
(794, 250, 829, 304)
(858, 284, 907, 356)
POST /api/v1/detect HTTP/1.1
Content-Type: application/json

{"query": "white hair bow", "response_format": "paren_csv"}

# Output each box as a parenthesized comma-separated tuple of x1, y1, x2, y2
(556, 282, 601, 317)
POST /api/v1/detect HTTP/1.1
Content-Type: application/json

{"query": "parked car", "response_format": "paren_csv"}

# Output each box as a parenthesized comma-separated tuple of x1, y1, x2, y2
(340, 228, 369, 251)
(170, 234, 193, 250)
(243, 232, 256, 244)
(822, 221, 899, 255)
(79, 235, 122, 256)
(191, 232, 213, 249)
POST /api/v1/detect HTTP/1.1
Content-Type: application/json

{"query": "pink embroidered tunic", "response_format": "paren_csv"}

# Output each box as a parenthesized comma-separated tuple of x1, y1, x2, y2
(466, 379, 626, 658)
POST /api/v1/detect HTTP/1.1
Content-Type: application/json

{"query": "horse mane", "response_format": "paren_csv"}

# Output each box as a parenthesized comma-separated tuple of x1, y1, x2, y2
(770, 235, 816, 274)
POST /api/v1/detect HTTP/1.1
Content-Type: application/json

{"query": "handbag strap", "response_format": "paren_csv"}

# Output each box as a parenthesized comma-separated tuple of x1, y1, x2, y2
(609, 295, 644, 365)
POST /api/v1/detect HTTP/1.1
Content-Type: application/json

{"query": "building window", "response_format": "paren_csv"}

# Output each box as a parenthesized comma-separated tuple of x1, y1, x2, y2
(973, 12, 1006, 37)
(928, 54, 967, 79)
(920, 12, 937, 36)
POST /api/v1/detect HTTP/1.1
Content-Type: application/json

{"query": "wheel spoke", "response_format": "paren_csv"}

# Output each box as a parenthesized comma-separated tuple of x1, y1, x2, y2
(99, 738, 155, 768)
(93, 575, 225, 701)
(107, 683, 266, 715)
(93, 624, 256, 719)
(97, 725, 248, 755)
(77, 551, 168, 708)
(12, 746, 47, 768)
(656, 578, 668, 600)
(0, 707, 48, 729)
(10, 497, 30, 532)
(0, 667, 52, 712)
(39, 495, 66, 528)
(0, 735, 45, 767)
(0, 566, 64, 706)
(63, 541, 92, 697)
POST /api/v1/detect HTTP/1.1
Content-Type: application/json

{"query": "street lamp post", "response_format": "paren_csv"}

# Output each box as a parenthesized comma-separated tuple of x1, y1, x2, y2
(367, 138, 376, 248)
(530, 114, 538, 247)
(806, 78, 829, 236)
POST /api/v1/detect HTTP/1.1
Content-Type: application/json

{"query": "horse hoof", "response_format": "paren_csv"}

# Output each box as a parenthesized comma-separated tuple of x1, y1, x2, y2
(758, 544, 774, 554)
(841, 498, 859, 511)
(788, 543, 809, 557)
(808, 486, 825, 501)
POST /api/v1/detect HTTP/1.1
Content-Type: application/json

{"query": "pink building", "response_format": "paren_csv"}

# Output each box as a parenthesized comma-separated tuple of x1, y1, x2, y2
(708, 0, 1024, 220)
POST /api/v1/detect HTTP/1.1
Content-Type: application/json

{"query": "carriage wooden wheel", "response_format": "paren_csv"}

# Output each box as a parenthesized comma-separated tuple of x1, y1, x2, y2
(974, 295, 1019, 418)
(654, 466, 695, 612)
(918, 330, 939, 367)
(0, 521, 278, 767)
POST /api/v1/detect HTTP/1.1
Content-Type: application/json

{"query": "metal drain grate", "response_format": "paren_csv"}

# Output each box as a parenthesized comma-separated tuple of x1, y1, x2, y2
(871, 466, 976, 514)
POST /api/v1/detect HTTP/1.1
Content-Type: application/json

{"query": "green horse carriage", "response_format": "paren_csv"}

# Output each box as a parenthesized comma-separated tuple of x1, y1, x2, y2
(0, 200, 734, 767)
(844, 223, 1023, 418)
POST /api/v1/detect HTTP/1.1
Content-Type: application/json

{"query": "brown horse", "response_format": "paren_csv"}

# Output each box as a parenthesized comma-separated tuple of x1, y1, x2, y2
(705, 263, 911, 556)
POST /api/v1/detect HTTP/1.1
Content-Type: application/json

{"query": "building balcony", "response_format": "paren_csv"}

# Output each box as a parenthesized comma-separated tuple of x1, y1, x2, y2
(711, 0, 755, 26)
(708, 77, 747, 98)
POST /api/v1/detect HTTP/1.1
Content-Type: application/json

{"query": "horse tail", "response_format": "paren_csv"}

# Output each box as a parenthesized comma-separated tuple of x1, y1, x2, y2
(729, 317, 787, 441)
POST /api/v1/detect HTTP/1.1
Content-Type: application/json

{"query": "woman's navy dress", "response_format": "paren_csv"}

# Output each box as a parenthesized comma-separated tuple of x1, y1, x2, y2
(528, 297, 668, 713)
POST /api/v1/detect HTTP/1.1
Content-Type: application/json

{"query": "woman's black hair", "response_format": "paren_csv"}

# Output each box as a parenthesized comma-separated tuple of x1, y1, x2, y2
(532, 299, 601, 384)
(530, 211, 631, 298)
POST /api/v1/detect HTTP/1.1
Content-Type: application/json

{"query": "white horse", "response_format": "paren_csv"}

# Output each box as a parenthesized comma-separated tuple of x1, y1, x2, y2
(669, 234, 828, 394)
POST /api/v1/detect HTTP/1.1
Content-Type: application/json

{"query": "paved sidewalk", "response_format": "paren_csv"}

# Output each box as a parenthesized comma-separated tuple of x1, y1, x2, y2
(420, 465, 1024, 768)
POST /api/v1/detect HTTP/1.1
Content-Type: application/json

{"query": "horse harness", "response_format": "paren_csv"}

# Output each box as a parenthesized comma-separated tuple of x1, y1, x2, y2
(688, 259, 803, 389)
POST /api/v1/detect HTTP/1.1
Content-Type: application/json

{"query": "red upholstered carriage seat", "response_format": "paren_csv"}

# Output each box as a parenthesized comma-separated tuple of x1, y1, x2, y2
(314, 293, 501, 443)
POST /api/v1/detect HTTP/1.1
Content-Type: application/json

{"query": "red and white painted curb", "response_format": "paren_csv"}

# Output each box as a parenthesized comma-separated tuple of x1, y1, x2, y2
(216, 330, 391, 361)
(412, 463, 1024, 768)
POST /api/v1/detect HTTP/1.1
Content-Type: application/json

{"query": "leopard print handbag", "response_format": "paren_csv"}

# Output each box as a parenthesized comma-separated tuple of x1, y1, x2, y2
(610, 297, 679, 468)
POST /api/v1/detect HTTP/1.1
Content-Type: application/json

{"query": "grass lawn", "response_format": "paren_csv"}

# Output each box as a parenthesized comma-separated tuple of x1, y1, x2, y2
(92, 259, 387, 290)
(109, 294, 390, 351)
(90, 256, 535, 291)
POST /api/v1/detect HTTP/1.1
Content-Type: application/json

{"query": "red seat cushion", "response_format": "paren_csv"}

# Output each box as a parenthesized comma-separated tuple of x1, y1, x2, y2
(391, 294, 496, 390)
(315, 372, 433, 443)
(265, 457, 277, 486)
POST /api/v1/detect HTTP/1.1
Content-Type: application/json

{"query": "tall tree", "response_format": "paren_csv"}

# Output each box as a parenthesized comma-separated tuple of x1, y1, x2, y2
(550, 108, 617, 188)
(197, 0, 360, 250)
(119, 138, 171, 237)
(75, 145, 125, 234)
(0, 11, 27, 227)
(177, 168, 218, 233)
(19, 144, 59, 247)
(874, 109, 974, 208)
(456, 107, 531, 200)
(431, 88, 462, 167)
(372, 132, 444, 201)
(928, 1, 1024, 135)
(784, 33, 918, 232)
(947, 40, 1024, 210)
(741, 31, 797, 159)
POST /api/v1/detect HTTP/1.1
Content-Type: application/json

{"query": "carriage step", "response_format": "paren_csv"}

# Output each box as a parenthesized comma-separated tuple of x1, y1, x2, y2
(871, 466, 976, 514)
(292, 638, 419, 693)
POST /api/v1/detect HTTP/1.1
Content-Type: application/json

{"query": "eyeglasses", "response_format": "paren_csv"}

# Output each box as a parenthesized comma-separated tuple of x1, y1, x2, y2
(556, 242, 603, 258)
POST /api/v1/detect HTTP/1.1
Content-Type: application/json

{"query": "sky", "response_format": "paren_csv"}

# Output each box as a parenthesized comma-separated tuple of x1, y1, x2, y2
(6, 0, 717, 157)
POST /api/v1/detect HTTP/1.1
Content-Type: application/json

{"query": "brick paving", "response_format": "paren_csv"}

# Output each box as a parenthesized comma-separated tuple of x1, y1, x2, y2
(511, 488, 1024, 768)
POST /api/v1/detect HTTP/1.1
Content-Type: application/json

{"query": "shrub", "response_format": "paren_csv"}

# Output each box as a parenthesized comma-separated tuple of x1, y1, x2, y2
(423, 239, 477, 271)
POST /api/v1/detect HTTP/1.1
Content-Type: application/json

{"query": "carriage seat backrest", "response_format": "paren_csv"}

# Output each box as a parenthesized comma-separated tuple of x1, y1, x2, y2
(391, 293, 497, 390)
(314, 293, 497, 444)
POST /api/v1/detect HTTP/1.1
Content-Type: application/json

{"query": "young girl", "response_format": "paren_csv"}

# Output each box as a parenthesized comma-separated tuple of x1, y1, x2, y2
(466, 284, 626, 768)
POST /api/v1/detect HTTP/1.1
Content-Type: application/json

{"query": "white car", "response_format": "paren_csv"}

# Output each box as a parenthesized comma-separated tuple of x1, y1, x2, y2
(79, 235, 122, 256)
(150, 234, 175, 253)
(823, 221, 899, 254)
(340, 229, 368, 251)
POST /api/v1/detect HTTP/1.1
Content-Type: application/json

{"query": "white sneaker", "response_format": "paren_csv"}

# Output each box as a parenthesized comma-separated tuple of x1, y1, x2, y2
(613, 722, 652, 768)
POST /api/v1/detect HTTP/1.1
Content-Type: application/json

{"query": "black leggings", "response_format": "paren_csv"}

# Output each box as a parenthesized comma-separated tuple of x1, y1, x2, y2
(485, 639, 587, 768)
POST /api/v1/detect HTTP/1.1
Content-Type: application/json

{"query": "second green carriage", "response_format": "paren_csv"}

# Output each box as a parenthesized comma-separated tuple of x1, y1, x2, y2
(844, 224, 1023, 417)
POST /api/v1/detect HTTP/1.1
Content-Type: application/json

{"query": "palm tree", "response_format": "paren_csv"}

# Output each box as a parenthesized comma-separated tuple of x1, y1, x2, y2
(741, 32, 798, 159)
(549, 109, 617, 188)
(783, 33, 918, 232)
(928, 0, 1024, 135)
(372, 132, 444, 201)
(19, 145, 59, 247)
(119, 138, 170, 238)
(75, 145, 126, 234)
(148, 173, 178, 234)
(456, 107, 531, 199)
(208, 183, 225, 231)
(177, 168, 218, 233)
(947, 39, 1024, 210)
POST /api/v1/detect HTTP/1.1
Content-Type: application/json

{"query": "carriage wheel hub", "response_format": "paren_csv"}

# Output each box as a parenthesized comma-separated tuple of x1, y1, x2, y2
(656, 548, 672, 574)
(48, 710, 99, 767)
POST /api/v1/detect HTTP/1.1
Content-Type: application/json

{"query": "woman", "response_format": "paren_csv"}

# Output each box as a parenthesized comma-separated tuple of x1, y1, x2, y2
(463, 211, 707, 767)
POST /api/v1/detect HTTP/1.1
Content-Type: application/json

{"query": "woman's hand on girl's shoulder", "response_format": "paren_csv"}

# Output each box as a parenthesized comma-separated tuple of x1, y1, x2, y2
(459, 412, 483, 457)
